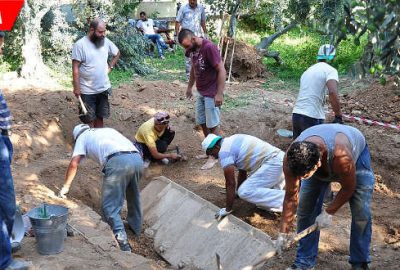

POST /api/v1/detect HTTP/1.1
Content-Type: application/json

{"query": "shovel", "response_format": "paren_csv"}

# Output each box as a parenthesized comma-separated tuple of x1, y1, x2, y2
(78, 96, 91, 124)
(250, 223, 318, 269)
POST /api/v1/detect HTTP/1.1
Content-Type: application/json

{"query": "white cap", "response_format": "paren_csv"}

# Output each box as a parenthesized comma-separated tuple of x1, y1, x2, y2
(73, 124, 90, 140)
(201, 134, 222, 152)
(317, 44, 336, 60)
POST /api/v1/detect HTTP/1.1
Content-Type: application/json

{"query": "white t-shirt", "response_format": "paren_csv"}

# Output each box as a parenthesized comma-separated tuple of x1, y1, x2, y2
(219, 134, 282, 173)
(136, 19, 156, 35)
(293, 62, 339, 119)
(72, 128, 138, 166)
(72, 36, 119, 95)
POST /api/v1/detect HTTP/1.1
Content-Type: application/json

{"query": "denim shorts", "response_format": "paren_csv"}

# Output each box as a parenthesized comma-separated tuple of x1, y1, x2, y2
(195, 95, 220, 128)
(80, 89, 110, 122)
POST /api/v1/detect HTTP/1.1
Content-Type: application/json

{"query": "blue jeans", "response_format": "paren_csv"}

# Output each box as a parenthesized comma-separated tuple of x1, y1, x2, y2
(0, 135, 15, 269)
(144, 34, 168, 57)
(294, 145, 374, 269)
(292, 113, 324, 139)
(102, 153, 143, 236)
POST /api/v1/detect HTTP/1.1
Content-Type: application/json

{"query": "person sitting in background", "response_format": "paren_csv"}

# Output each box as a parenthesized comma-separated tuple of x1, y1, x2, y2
(134, 112, 181, 167)
(136, 11, 173, 59)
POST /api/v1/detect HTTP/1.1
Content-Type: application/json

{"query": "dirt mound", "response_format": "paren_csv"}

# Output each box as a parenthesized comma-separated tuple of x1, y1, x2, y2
(222, 40, 266, 81)
(342, 78, 400, 125)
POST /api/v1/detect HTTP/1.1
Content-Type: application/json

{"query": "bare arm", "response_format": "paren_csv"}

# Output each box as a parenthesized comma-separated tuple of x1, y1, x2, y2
(186, 65, 195, 98)
(108, 51, 121, 73)
(72, 60, 81, 97)
(325, 146, 356, 215)
(214, 61, 226, 106)
(201, 20, 207, 35)
(280, 157, 301, 233)
(174, 21, 181, 36)
(327, 79, 342, 117)
(148, 146, 180, 160)
(223, 165, 237, 212)
(63, 156, 82, 189)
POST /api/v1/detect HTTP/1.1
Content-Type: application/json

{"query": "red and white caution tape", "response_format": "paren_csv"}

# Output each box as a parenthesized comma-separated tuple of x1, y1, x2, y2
(341, 114, 400, 131)
(263, 97, 400, 131)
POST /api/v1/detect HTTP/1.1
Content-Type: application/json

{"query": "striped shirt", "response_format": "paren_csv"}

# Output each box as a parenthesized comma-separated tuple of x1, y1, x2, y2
(219, 134, 282, 173)
(0, 90, 12, 130)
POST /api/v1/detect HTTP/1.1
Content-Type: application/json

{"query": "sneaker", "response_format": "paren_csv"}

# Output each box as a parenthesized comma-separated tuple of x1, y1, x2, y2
(286, 264, 314, 270)
(11, 242, 21, 253)
(201, 156, 218, 170)
(5, 260, 33, 270)
(351, 263, 370, 270)
(160, 55, 165, 60)
(167, 47, 174, 52)
(115, 232, 132, 252)
(161, 158, 170, 165)
(143, 159, 151, 168)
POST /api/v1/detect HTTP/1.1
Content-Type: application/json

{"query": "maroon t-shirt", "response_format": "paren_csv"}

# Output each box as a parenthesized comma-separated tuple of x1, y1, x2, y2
(186, 39, 222, 98)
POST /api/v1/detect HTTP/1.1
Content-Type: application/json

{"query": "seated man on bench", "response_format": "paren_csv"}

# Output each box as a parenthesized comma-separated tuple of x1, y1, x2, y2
(136, 11, 173, 59)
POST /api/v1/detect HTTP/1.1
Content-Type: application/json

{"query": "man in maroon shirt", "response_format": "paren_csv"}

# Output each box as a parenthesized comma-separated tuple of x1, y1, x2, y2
(178, 29, 226, 169)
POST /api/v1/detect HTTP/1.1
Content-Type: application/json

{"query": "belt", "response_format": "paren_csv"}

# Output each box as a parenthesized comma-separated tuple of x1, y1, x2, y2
(105, 151, 137, 163)
(1, 129, 10, 136)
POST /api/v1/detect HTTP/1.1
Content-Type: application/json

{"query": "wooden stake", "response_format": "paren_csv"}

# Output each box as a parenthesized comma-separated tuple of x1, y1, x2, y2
(228, 37, 237, 83)
(223, 38, 230, 66)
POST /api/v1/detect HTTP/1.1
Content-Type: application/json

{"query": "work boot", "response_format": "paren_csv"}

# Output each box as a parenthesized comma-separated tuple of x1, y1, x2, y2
(286, 264, 314, 270)
(5, 260, 33, 270)
(115, 231, 132, 252)
(351, 263, 370, 270)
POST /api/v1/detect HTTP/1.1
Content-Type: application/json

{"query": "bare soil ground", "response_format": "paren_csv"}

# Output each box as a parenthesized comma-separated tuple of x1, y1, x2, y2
(3, 75, 400, 269)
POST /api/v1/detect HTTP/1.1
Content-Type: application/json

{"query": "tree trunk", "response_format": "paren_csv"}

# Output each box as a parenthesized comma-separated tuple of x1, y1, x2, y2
(255, 22, 297, 50)
(20, 1, 52, 79)
(227, 2, 240, 38)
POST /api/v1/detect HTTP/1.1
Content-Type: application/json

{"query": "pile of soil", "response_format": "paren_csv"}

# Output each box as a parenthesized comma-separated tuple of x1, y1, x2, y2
(222, 40, 266, 81)
(342, 78, 400, 125)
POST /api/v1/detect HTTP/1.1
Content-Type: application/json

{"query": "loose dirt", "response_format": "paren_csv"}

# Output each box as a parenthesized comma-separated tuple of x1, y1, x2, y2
(221, 40, 267, 81)
(3, 75, 400, 269)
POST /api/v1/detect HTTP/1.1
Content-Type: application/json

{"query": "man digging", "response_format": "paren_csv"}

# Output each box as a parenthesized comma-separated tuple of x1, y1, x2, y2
(202, 134, 285, 220)
(59, 124, 143, 252)
(178, 29, 226, 170)
(277, 124, 374, 270)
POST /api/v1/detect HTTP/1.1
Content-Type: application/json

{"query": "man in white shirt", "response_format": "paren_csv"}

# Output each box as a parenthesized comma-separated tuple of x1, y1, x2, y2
(72, 18, 120, 128)
(202, 134, 285, 221)
(136, 11, 172, 59)
(174, 0, 207, 79)
(59, 124, 144, 252)
(292, 44, 343, 139)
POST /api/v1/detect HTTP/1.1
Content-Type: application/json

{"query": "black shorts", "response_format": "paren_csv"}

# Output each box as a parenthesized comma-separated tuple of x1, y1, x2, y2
(80, 90, 110, 122)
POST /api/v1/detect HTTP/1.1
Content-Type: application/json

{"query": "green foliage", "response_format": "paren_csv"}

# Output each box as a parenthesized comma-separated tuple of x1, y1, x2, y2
(262, 28, 364, 80)
(108, 26, 152, 75)
(41, 8, 77, 70)
(239, 2, 274, 33)
(331, 0, 400, 82)
(2, 18, 23, 71)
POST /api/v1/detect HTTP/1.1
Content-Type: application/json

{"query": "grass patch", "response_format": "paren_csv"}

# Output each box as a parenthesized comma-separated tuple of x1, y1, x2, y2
(237, 27, 366, 82)
(143, 46, 186, 82)
(109, 69, 134, 87)
(222, 91, 258, 111)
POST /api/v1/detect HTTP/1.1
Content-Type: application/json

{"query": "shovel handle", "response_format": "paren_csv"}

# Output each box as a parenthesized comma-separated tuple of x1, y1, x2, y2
(289, 223, 318, 245)
(78, 96, 88, 115)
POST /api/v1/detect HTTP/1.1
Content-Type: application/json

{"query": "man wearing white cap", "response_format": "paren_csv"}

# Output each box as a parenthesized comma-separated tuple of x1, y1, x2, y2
(292, 44, 343, 139)
(202, 134, 286, 221)
(59, 124, 143, 252)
